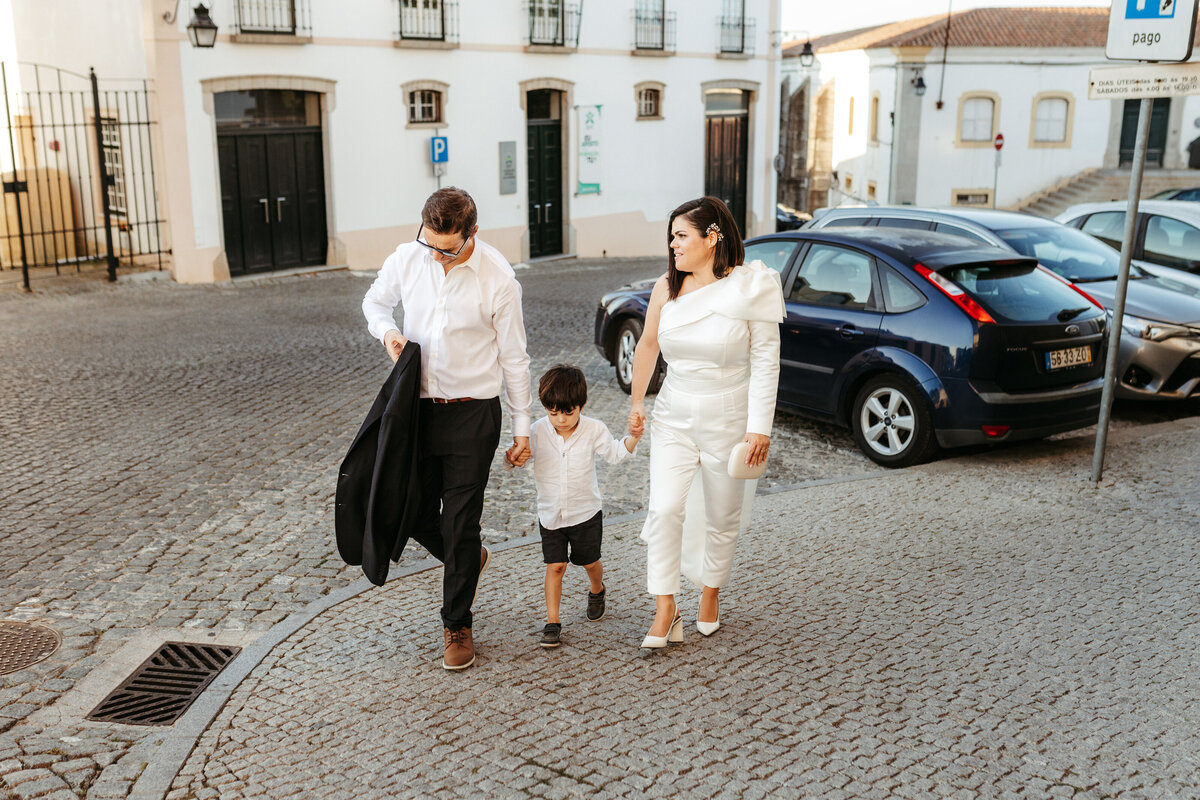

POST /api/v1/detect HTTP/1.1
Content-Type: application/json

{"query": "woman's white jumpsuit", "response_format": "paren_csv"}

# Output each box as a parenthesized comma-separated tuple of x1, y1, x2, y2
(641, 262, 784, 596)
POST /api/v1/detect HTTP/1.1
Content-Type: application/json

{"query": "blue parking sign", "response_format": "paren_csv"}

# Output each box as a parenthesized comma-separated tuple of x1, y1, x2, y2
(430, 136, 448, 164)
(1127, 0, 1176, 19)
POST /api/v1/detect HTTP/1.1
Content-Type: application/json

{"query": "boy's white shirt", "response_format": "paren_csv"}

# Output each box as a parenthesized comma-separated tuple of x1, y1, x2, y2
(529, 415, 633, 530)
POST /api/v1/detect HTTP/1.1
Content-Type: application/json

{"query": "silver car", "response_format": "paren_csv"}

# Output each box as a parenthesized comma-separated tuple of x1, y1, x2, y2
(806, 206, 1200, 400)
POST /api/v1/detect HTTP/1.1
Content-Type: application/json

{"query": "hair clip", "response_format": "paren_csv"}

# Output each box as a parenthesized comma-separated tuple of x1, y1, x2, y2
(705, 222, 724, 242)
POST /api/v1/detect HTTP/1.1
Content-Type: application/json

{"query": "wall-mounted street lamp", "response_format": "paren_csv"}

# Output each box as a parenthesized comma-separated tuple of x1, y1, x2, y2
(798, 40, 815, 68)
(911, 71, 927, 97)
(164, 1, 219, 48)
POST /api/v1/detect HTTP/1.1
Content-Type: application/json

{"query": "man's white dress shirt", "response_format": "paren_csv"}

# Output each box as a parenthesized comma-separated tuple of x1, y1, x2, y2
(362, 238, 533, 436)
(530, 415, 632, 530)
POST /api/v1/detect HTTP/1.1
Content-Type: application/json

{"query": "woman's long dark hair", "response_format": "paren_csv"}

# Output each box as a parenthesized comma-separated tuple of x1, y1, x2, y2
(665, 196, 744, 299)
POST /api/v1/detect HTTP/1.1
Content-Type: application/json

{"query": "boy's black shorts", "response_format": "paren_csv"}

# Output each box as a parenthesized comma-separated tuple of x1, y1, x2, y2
(539, 510, 603, 566)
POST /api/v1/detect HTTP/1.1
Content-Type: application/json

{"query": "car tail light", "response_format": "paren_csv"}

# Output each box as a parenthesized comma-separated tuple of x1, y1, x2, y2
(1036, 265, 1105, 310)
(981, 424, 1010, 438)
(914, 263, 996, 324)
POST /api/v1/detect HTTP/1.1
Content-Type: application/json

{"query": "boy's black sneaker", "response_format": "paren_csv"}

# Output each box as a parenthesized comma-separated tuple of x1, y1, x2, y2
(587, 586, 606, 621)
(539, 623, 562, 648)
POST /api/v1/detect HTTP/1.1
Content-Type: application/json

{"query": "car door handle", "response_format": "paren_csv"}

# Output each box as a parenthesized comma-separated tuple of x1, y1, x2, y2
(838, 324, 864, 338)
(276, 197, 286, 222)
(259, 198, 270, 224)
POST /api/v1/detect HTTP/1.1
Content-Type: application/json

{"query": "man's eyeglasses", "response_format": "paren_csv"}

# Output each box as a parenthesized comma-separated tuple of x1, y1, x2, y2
(416, 223, 470, 259)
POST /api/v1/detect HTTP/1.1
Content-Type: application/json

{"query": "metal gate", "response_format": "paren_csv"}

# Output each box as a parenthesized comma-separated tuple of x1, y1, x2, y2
(1, 62, 166, 290)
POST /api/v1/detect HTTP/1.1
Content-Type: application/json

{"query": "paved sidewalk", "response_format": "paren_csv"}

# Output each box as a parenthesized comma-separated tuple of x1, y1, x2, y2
(157, 417, 1200, 799)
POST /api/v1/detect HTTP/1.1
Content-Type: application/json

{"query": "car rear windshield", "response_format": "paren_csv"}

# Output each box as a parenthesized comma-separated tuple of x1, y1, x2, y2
(937, 261, 1097, 323)
(990, 225, 1137, 282)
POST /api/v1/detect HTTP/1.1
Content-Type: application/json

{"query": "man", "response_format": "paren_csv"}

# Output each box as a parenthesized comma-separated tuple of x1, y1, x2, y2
(362, 187, 532, 670)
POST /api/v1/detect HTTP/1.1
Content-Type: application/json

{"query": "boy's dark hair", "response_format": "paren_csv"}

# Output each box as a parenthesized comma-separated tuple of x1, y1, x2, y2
(538, 364, 587, 412)
(422, 187, 478, 237)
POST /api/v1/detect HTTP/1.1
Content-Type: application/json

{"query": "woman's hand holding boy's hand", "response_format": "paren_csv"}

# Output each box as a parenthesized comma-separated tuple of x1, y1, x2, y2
(628, 405, 646, 438)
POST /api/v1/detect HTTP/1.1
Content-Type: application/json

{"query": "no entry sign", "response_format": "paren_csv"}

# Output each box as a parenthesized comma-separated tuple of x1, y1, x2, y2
(994, 133, 1004, 151)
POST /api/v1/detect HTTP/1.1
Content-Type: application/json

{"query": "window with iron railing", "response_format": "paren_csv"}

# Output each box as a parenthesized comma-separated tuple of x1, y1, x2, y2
(527, 0, 581, 47)
(399, 0, 459, 42)
(408, 90, 443, 124)
(234, 0, 311, 36)
(632, 1, 675, 52)
(717, 0, 755, 55)
(639, 88, 661, 118)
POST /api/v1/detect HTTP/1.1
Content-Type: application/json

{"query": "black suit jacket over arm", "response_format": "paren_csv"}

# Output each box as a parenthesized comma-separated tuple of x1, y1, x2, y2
(335, 342, 422, 586)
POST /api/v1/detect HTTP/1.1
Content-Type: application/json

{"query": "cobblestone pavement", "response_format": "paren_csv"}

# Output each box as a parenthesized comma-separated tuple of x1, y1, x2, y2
(166, 418, 1200, 799)
(0, 258, 869, 799)
(1, 261, 1197, 799)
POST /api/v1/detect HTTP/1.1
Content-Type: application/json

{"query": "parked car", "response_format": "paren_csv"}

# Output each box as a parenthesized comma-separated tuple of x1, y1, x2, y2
(595, 228, 1109, 467)
(1148, 187, 1200, 202)
(805, 206, 1200, 400)
(776, 203, 811, 231)
(1055, 200, 1200, 279)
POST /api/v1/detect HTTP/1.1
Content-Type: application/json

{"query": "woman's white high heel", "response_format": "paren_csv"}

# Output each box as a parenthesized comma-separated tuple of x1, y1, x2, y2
(640, 607, 684, 648)
(696, 597, 720, 636)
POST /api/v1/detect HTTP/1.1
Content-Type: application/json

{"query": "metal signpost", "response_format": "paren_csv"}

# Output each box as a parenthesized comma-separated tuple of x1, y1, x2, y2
(430, 135, 448, 188)
(992, 132, 1004, 206)
(1088, 0, 1199, 482)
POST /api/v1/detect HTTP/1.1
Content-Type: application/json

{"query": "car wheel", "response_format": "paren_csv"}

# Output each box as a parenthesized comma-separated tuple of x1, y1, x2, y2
(613, 317, 664, 395)
(851, 375, 937, 468)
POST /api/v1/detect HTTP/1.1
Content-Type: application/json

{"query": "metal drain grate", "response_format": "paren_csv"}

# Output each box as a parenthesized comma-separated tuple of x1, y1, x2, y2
(86, 641, 241, 726)
(0, 621, 62, 675)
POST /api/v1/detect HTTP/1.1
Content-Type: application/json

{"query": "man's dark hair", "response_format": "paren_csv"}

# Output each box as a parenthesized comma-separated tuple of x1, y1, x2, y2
(538, 364, 587, 412)
(422, 187, 478, 237)
(665, 196, 745, 300)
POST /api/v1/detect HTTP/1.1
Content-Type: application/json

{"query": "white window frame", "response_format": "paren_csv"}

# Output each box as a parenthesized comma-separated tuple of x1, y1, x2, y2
(956, 93, 999, 147)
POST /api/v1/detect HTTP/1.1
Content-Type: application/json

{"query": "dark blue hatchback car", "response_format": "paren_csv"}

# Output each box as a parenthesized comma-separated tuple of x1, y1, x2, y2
(594, 228, 1110, 467)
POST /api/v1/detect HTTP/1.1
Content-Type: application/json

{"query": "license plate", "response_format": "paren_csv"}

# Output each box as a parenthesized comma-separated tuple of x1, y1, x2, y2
(1045, 345, 1091, 371)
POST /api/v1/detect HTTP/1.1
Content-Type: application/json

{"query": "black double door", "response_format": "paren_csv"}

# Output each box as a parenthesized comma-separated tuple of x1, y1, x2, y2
(527, 121, 563, 258)
(706, 114, 749, 238)
(1119, 98, 1170, 168)
(218, 129, 327, 275)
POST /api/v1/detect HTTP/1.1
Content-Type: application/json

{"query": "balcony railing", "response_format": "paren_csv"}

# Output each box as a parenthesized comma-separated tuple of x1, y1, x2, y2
(233, 0, 311, 36)
(527, 1, 581, 47)
(632, 7, 676, 52)
(718, 15, 756, 55)
(398, 0, 459, 42)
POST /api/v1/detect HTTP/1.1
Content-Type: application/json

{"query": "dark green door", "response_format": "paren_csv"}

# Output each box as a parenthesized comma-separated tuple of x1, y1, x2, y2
(1120, 98, 1170, 167)
(217, 130, 327, 275)
(527, 89, 563, 258)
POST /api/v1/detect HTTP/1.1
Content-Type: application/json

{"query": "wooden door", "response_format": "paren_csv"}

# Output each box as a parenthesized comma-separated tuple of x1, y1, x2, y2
(218, 130, 326, 274)
(705, 114, 749, 238)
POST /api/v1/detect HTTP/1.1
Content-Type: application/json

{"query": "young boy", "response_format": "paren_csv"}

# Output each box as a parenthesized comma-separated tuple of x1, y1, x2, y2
(525, 364, 641, 648)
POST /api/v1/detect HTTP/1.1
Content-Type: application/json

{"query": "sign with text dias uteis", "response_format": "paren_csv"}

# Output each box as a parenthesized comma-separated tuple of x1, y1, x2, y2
(1106, 0, 1199, 61)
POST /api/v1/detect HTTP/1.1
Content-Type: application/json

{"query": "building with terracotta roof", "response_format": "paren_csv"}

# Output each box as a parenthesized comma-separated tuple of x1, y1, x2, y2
(778, 7, 1200, 216)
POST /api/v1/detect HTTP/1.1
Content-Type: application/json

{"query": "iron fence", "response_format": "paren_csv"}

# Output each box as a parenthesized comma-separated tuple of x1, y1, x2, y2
(398, 0, 459, 42)
(527, 1, 581, 47)
(1, 62, 165, 289)
(718, 16, 755, 54)
(632, 3, 676, 51)
(233, 0, 311, 36)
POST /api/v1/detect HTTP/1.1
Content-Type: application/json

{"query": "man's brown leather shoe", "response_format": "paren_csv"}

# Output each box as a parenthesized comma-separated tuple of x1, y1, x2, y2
(442, 627, 475, 670)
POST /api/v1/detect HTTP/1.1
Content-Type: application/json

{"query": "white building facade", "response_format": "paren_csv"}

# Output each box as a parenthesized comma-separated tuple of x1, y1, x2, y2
(778, 8, 1200, 215)
(1, 0, 781, 283)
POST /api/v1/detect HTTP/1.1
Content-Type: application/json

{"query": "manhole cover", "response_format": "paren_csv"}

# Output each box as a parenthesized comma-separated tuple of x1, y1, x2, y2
(0, 620, 62, 675)
(87, 641, 241, 726)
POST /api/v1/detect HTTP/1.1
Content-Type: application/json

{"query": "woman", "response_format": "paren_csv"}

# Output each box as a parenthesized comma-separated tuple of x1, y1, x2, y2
(629, 196, 784, 649)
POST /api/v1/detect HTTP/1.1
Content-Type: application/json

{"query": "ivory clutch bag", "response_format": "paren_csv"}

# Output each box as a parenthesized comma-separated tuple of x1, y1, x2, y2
(727, 441, 766, 480)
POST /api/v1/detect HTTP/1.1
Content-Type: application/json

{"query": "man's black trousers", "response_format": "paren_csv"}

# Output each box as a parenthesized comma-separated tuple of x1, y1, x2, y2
(409, 397, 501, 629)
